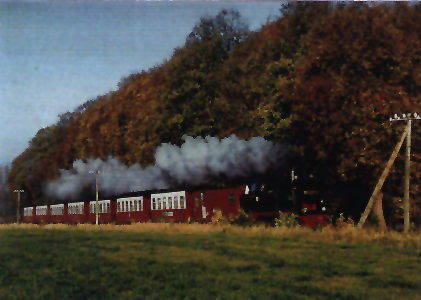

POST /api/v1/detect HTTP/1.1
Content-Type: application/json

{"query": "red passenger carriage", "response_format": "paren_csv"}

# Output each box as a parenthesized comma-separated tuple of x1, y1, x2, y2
(116, 194, 151, 224)
(67, 202, 88, 224)
(88, 200, 115, 224)
(34, 205, 49, 224)
(23, 207, 34, 223)
(49, 204, 64, 223)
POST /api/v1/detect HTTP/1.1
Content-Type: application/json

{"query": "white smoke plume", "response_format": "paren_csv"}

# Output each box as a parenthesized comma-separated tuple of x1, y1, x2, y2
(46, 135, 291, 201)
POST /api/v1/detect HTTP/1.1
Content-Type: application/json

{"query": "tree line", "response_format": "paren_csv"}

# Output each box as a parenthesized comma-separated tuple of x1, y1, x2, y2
(3, 2, 421, 226)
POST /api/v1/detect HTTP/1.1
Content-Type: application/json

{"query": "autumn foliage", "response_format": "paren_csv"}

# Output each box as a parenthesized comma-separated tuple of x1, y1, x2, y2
(5, 3, 421, 226)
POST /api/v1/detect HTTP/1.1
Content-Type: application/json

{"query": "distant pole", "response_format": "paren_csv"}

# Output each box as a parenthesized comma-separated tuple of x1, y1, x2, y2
(13, 189, 24, 224)
(390, 113, 419, 233)
(89, 170, 101, 225)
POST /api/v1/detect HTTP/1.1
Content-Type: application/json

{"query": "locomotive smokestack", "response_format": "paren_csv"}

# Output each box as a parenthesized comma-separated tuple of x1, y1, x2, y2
(45, 135, 292, 201)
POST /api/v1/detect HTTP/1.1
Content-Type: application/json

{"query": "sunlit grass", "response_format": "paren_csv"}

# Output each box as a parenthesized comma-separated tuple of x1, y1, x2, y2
(1, 222, 421, 300)
(2, 218, 421, 250)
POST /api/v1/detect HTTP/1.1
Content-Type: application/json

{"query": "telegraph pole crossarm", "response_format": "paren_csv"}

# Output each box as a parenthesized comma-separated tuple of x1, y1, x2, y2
(13, 189, 24, 224)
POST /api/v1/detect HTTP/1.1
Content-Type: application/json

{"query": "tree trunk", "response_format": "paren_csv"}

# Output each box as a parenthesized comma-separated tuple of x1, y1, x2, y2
(372, 192, 387, 232)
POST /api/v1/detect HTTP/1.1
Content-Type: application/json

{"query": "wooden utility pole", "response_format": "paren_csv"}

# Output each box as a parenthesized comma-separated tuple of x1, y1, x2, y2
(358, 113, 419, 232)
(390, 113, 419, 233)
(89, 170, 101, 225)
(13, 189, 24, 224)
(357, 124, 408, 229)
(404, 119, 411, 233)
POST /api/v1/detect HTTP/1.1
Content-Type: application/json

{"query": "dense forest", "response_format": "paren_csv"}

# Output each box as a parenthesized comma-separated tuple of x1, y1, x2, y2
(2, 2, 421, 225)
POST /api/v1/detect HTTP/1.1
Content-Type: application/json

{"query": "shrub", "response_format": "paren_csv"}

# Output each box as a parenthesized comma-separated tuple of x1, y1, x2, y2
(229, 209, 257, 227)
(211, 209, 229, 225)
(275, 211, 300, 228)
(335, 213, 355, 229)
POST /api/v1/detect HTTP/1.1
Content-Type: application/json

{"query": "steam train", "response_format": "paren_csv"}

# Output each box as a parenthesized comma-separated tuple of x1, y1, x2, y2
(22, 170, 332, 229)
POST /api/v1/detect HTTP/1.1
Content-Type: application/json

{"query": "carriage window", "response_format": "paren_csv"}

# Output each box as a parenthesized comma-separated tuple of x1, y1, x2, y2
(168, 197, 173, 209)
(163, 197, 167, 210)
(229, 192, 235, 206)
(117, 202, 121, 212)
(107, 203, 110, 213)
(180, 196, 185, 209)
(158, 198, 161, 210)
(174, 196, 178, 209)
(134, 200, 138, 211)
(130, 201, 133, 212)
(140, 199, 143, 211)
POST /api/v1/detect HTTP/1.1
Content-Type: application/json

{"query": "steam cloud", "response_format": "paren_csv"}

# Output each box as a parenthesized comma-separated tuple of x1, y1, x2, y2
(46, 135, 291, 201)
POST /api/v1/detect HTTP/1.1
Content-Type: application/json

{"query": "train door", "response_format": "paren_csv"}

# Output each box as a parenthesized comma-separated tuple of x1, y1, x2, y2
(192, 192, 204, 222)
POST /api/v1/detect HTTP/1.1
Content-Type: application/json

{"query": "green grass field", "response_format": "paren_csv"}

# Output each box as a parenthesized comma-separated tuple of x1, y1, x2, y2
(0, 225, 421, 300)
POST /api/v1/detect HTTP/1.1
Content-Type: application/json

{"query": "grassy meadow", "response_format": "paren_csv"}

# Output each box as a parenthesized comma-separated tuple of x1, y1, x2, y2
(0, 223, 421, 300)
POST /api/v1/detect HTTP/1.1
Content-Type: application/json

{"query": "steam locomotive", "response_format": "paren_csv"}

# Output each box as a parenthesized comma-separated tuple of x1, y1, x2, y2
(22, 170, 332, 228)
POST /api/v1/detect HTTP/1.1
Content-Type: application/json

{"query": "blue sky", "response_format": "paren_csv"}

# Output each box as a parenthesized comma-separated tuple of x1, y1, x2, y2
(0, 1, 283, 166)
